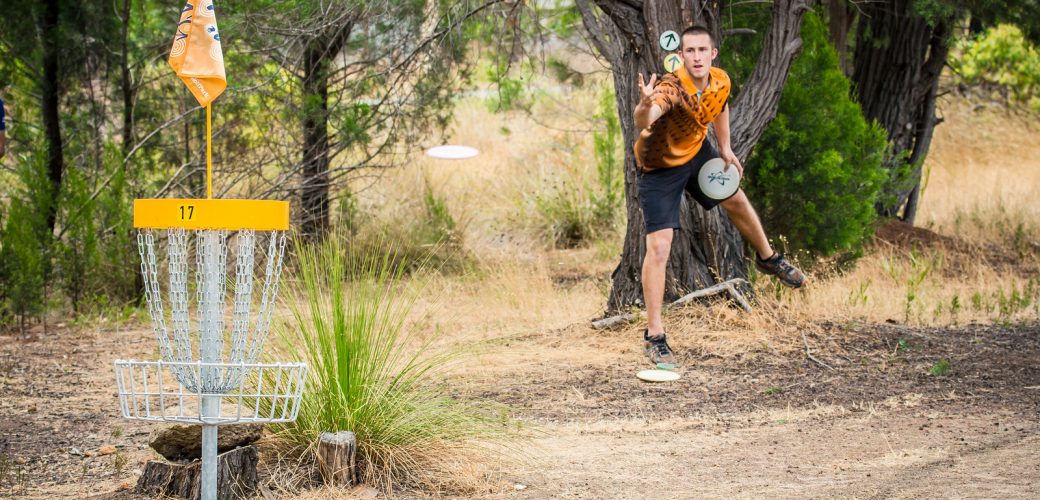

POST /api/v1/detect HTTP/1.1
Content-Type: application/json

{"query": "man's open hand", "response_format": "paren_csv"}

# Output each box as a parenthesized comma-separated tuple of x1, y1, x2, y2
(638, 73, 658, 105)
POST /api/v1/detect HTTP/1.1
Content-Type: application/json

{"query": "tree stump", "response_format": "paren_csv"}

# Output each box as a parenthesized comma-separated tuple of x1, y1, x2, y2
(149, 423, 265, 461)
(316, 431, 358, 486)
(135, 445, 258, 500)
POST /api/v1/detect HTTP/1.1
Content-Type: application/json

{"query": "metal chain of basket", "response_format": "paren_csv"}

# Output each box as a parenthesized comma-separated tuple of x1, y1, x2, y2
(136, 228, 286, 394)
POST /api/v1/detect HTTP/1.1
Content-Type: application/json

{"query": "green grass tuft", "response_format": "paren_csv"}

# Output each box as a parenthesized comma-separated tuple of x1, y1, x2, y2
(269, 234, 517, 492)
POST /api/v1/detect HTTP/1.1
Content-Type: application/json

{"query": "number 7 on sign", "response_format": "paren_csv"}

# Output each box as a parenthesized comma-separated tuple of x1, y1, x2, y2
(663, 54, 682, 73)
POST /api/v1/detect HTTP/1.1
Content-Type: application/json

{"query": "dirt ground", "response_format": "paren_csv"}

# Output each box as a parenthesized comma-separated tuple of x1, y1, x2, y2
(467, 321, 1039, 498)
(1, 309, 1037, 498)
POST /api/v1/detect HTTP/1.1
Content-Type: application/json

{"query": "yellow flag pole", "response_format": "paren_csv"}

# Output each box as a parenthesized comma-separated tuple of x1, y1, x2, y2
(206, 103, 213, 199)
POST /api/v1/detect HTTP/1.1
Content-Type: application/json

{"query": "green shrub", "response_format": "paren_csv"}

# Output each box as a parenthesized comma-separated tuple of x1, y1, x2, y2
(0, 138, 138, 327)
(951, 24, 1040, 111)
(929, 359, 952, 376)
(485, 61, 529, 113)
(56, 143, 138, 314)
(743, 12, 888, 259)
(0, 152, 52, 328)
(271, 235, 514, 491)
(57, 166, 100, 312)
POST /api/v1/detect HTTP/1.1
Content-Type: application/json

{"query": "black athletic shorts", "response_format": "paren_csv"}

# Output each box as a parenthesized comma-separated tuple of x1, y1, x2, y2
(637, 141, 729, 233)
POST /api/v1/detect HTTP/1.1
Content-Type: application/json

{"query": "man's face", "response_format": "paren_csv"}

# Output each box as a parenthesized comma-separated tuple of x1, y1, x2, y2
(680, 33, 717, 81)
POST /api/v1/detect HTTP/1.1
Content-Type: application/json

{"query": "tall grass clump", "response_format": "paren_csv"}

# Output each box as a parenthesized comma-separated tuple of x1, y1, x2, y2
(271, 235, 515, 493)
(349, 180, 474, 275)
(530, 85, 623, 248)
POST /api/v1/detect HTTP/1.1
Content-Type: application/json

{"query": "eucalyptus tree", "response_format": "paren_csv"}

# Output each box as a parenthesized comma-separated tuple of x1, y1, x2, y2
(574, 0, 813, 311)
(226, 0, 510, 239)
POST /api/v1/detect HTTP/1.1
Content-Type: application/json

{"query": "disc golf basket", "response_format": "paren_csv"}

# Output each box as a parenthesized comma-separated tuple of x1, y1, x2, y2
(115, 199, 307, 500)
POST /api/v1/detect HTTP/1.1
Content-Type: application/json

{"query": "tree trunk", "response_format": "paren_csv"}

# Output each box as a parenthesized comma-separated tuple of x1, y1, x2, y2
(136, 445, 259, 500)
(824, 0, 853, 75)
(300, 23, 353, 240)
(578, 0, 811, 313)
(121, 0, 134, 157)
(851, 0, 949, 222)
(41, 0, 64, 234)
(121, 0, 146, 305)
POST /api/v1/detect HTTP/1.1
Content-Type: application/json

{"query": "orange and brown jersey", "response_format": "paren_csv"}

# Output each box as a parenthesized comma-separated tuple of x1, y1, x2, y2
(634, 66, 731, 172)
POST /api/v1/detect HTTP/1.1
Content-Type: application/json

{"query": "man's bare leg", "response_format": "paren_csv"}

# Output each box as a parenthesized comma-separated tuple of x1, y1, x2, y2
(720, 189, 807, 287)
(720, 189, 774, 259)
(643, 228, 674, 336)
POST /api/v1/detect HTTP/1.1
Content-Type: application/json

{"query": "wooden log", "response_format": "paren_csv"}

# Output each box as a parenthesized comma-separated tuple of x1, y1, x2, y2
(672, 278, 752, 312)
(316, 431, 358, 486)
(135, 445, 258, 500)
(591, 278, 752, 329)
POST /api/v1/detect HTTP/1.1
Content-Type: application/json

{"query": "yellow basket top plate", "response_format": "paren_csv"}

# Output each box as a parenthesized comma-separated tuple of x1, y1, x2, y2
(134, 199, 289, 231)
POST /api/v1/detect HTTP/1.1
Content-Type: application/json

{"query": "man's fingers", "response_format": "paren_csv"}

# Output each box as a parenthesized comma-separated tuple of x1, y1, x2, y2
(649, 73, 658, 87)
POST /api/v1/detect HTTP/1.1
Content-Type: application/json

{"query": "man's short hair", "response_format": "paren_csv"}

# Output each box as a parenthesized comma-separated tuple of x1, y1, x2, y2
(680, 25, 714, 48)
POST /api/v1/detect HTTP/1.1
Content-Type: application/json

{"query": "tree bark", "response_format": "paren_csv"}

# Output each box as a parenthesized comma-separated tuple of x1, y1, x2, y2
(851, 0, 949, 222)
(120, 0, 134, 157)
(300, 23, 353, 240)
(135, 445, 259, 500)
(41, 0, 64, 234)
(824, 0, 853, 75)
(578, 0, 811, 313)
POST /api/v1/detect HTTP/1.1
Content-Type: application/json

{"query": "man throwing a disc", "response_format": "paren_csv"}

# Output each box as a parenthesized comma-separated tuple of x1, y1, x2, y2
(634, 25, 805, 366)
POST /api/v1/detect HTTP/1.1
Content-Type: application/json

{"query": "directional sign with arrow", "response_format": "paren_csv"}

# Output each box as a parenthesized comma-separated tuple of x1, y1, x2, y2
(663, 53, 683, 73)
(660, 30, 680, 51)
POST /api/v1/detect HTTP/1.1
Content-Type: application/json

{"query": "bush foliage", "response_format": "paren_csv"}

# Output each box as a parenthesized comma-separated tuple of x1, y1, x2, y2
(739, 12, 888, 259)
(950, 23, 1040, 112)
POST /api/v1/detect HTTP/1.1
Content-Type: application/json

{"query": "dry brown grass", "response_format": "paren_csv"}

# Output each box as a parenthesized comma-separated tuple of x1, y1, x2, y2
(258, 438, 513, 497)
(918, 97, 1040, 247)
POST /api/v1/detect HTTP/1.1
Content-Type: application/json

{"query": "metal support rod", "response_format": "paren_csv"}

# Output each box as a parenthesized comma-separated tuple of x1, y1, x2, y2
(200, 415, 218, 500)
(200, 231, 222, 500)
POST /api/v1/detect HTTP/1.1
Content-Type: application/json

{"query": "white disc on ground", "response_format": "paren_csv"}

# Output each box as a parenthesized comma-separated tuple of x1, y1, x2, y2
(636, 369, 680, 382)
(698, 158, 740, 200)
(425, 145, 479, 160)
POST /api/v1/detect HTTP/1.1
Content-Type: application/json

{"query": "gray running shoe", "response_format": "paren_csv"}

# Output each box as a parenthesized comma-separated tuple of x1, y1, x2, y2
(643, 331, 676, 366)
(755, 252, 806, 288)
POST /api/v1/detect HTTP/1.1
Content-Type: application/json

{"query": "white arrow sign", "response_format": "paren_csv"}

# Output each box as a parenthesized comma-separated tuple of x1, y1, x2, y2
(660, 30, 680, 51)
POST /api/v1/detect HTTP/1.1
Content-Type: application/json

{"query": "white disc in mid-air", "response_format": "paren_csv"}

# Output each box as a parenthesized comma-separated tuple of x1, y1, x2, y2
(425, 145, 479, 160)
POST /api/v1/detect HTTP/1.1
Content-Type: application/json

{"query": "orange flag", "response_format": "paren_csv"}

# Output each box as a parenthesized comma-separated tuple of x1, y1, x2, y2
(169, 1, 226, 107)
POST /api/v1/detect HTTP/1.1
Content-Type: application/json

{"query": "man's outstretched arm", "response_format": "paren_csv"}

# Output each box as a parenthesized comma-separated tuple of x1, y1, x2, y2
(634, 73, 664, 130)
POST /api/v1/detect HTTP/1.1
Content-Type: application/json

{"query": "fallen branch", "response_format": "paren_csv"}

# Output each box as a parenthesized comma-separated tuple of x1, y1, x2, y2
(801, 330, 833, 370)
(591, 278, 752, 329)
